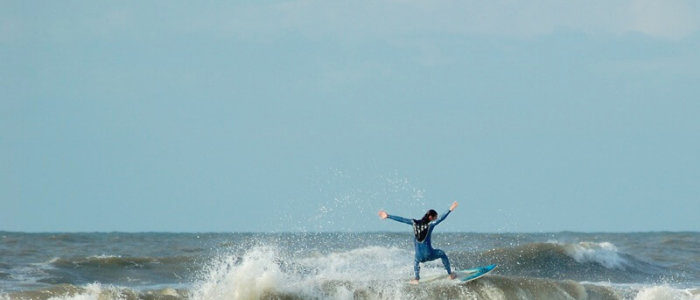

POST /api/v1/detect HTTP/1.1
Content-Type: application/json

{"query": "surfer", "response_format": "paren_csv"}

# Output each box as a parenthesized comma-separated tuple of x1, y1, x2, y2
(379, 201, 458, 284)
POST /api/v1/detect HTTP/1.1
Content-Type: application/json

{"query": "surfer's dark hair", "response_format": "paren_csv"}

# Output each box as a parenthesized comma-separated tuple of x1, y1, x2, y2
(420, 209, 438, 224)
(413, 209, 438, 242)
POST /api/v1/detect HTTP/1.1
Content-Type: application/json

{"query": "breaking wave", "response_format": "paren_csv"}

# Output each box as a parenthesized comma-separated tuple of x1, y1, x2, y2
(464, 241, 666, 283)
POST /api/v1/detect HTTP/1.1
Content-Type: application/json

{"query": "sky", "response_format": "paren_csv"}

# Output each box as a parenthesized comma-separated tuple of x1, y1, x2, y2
(1, 1, 699, 233)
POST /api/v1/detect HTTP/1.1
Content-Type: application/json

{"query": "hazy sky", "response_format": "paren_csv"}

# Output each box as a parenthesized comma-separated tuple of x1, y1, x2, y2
(2, 1, 699, 232)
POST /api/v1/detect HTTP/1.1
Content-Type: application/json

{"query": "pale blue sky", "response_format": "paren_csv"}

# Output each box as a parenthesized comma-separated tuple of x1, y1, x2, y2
(2, 1, 699, 232)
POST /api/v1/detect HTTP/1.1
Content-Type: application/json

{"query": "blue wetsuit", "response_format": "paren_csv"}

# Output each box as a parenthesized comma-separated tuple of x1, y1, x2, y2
(387, 210, 452, 280)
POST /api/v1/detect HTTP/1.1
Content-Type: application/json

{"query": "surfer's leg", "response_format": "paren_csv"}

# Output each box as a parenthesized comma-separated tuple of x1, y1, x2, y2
(414, 246, 431, 281)
(413, 257, 421, 280)
(433, 249, 452, 275)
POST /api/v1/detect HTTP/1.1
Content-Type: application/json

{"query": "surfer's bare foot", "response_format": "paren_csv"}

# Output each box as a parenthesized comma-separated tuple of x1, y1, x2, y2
(449, 273, 457, 280)
(410, 279, 419, 285)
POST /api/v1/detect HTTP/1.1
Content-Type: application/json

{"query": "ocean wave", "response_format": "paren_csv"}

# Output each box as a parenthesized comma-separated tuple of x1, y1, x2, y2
(48, 255, 194, 269)
(0, 283, 188, 300)
(464, 241, 665, 283)
(559, 241, 628, 269)
(1, 243, 697, 300)
(3, 232, 697, 300)
(21, 255, 198, 287)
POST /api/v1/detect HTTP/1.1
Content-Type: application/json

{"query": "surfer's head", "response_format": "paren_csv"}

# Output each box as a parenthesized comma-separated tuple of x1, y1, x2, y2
(421, 209, 438, 223)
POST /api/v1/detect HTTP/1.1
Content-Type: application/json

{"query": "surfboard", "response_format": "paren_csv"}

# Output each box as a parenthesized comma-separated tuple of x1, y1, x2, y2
(420, 264, 497, 283)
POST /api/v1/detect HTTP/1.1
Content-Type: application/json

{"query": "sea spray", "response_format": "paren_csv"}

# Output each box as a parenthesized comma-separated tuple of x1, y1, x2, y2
(190, 245, 418, 300)
(633, 286, 700, 300)
(191, 247, 282, 300)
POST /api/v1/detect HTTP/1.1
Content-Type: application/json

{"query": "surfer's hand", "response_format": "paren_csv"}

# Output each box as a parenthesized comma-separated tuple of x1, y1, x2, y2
(378, 210, 388, 219)
(450, 201, 458, 211)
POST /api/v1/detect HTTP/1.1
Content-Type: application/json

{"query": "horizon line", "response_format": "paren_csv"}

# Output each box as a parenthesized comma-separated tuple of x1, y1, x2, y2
(2, 230, 698, 234)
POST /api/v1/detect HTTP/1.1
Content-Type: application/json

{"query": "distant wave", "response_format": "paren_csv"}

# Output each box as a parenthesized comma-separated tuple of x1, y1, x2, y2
(0, 283, 188, 300)
(48, 255, 194, 269)
(14, 255, 200, 287)
(560, 241, 628, 268)
(461, 241, 666, 283)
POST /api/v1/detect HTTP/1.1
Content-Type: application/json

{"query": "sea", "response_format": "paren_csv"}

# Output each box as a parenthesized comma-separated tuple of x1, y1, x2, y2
(0, 231, 698, 300)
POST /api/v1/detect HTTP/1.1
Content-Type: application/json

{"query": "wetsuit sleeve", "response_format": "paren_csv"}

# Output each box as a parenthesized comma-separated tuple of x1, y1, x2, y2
(432, 210, 451, 226)
(386, 214, 413, 225)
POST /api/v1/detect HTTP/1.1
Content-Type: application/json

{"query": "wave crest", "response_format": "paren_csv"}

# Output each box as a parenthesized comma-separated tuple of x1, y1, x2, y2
(466, 241, 662, 283)
(560, 241, 628, 269)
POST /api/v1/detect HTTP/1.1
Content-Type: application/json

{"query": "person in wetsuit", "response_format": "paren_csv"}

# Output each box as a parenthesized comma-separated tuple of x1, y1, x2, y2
(378, 201, 458, 284)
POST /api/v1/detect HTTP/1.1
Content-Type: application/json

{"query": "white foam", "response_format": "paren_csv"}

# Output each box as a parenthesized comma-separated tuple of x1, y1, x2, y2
(45, 283, 118, 300)
(190, 245, 420, 300)
(634, 286, 700, 300)
(47, 257, 62, 264)
(88, 254, 121, 259)
(191, 246, 283, 300)
(560, 241, 628, 269)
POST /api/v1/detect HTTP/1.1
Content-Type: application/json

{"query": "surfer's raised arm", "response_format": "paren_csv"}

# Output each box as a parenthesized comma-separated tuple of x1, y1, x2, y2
(433, 201, 458, 226)
(378, 210, 413, 225)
